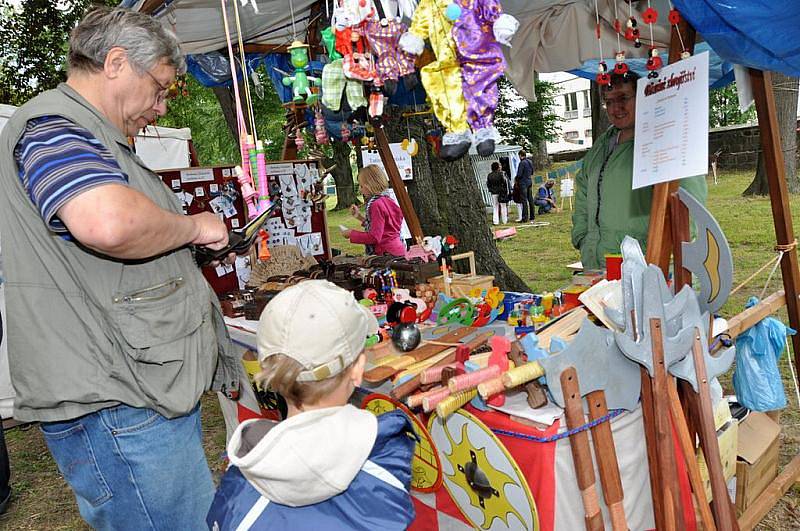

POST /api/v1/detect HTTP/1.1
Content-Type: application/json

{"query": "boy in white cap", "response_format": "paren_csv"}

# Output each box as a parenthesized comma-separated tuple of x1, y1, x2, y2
(207, 280, 416, 530)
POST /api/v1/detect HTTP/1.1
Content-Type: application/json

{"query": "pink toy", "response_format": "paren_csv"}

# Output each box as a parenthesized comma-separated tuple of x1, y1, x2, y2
(235, 165, 259, 219)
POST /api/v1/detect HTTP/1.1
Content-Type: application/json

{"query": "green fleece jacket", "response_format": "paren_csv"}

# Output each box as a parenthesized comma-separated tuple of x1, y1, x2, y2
(571, 127, 708, 270)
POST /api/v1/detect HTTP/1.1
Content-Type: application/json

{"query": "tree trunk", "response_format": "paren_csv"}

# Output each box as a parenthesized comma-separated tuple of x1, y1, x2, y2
(383, 111, 530, 291)
(531, 72, 550, 169)
(744, 72, 799, 195)
(591, 81, 611, 142)
(328, 141, 359, 210)
(211, 85, 240, 143)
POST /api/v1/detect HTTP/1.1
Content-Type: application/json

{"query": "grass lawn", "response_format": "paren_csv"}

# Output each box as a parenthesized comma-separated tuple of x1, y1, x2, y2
(2, 170, 799, 529)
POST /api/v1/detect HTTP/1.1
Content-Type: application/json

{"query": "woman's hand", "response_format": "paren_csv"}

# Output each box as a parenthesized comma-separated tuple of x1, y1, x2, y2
(349, 204, 360, 218)
(340, 228, 352, 239)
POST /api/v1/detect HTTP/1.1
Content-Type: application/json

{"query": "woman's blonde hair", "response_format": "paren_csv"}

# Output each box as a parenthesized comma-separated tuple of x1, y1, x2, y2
(358, 165, 390, 198)
(255, 354, 359, 409)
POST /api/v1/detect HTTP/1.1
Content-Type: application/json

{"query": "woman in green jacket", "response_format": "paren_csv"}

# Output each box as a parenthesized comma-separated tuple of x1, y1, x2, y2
(572, 71, 707, 270)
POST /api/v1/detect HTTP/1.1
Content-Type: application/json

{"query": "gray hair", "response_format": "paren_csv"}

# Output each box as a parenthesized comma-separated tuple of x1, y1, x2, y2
(68, 6, 186, 75)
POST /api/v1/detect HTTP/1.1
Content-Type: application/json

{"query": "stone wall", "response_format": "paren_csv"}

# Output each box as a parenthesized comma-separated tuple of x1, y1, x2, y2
(548, 121, 800, 170)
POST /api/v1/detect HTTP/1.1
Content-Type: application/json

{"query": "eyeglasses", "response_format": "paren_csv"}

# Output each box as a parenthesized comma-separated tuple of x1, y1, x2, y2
(143, 69, 172, 106)
(601, 94, 635, 109)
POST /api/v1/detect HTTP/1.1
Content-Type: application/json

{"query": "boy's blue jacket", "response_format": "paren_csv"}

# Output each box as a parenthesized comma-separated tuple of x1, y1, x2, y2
(207, 406, 416, 530)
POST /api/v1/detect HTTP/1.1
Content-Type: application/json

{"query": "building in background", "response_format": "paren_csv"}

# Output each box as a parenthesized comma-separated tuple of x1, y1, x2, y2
(540, 72, 593, 155)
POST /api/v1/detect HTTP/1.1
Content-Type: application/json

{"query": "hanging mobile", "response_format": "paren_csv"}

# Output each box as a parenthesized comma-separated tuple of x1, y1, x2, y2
(593, 0, 611, 86)
(612, 1, 628, 75)
(668, 2, 691, 59)
(643, 0, 662, 78)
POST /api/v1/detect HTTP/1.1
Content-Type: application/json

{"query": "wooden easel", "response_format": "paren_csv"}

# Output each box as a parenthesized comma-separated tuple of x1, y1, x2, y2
(641, 13, 800, 531)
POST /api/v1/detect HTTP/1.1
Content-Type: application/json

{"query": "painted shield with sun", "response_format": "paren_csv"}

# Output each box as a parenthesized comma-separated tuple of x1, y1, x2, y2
(362, 393, 443, 492)
(428, 409, 539, 530)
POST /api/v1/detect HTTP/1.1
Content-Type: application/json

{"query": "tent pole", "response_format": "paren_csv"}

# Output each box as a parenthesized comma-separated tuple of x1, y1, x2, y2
(374, 126, 424, 244)
(749, 68, 800, 387)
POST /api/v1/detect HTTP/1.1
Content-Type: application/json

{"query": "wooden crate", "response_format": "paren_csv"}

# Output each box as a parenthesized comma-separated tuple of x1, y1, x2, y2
(428, 251, 494, 298)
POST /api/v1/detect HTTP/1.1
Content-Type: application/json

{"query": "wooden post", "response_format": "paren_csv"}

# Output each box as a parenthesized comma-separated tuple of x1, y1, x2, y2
(374, 125, 424, 243)
(749, 68, 800, 386)
(644, 18, 697, 271)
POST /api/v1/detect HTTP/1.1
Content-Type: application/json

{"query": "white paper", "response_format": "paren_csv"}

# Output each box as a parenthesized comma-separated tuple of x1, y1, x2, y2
(295, 201, 312, 233)
(279, 174, 298, 197)
(733, 64, 755, 113)
(633, 52, 709, 190)
(560, 178, 574, 198)
(266, 217, 285, 233)
(194, 186, 205, 197)
(209, 183, 219, 194)
(215, 263, 234, 277)
(488, 390, 563, 426)
(265, 162, 295, 176)
(175, 191, 193, 207)
(231, 218, 240, 228)
(180, 168, 215, 183)
(297, 233, 323, 257)
(362, 144, 413, 181)
(294, 164, 312, 194)
(170, 179, 181, 189)
(222, 168, 232, 177)
(235, 255, 251, 290)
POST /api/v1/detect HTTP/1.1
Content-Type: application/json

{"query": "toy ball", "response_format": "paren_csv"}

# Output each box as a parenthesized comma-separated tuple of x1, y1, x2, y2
(445, 3, 461, 21)
(392, 323, 421, 352)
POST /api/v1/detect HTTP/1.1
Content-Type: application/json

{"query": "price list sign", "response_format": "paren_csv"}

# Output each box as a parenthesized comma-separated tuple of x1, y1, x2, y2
(633, 52, 709, 189)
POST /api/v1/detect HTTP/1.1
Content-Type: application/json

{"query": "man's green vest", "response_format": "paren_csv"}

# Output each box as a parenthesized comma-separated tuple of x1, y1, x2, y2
(0, 84, 238, 422)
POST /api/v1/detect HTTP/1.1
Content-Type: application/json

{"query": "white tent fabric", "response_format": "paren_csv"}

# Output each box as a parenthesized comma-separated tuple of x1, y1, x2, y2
(135, 0, 676, 101)
(134, 124, 193, 171)
(128, 0, 317, 54)
(0, 105, 17, 419)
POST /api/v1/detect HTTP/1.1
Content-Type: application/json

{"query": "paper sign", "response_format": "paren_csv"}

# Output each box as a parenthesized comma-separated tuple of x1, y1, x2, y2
(362, 144, 413, 181)
(265, 163, 295, 176)
(633, 52, 709, 189)
(180, 168, 215, 183)
(560, 178, 574, 198)
(194, 186, 205, 197)
(170, 179, 181, 189)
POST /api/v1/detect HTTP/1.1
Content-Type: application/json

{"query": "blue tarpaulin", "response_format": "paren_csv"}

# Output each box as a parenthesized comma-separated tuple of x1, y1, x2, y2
(673, 0, 800, 77)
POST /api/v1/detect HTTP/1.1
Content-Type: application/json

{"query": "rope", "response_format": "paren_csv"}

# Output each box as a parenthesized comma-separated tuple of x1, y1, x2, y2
(220, 0, 248, 154)
(232, 0, 258, 144)
(491, 409, 624, 443)
(729, 241, 796, 298)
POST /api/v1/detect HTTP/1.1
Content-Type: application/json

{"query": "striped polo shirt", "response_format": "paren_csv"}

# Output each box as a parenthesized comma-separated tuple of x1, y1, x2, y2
(14, 115, 128, 233)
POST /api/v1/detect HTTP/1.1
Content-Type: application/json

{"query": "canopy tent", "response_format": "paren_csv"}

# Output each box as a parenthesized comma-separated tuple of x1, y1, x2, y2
(124, 0, 800, 99)
(133, 124, 194, 171)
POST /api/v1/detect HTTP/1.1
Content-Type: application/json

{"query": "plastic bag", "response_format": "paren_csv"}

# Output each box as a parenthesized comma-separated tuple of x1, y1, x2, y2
(733, 296, 796, 411)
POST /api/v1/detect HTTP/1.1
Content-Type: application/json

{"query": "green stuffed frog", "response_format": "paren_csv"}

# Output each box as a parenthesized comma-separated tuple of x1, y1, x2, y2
(282, 40, 320, 105)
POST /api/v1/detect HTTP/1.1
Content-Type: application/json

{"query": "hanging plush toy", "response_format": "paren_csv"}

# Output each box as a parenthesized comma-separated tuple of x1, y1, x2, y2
(363, 0, 418, 97)
(451, 0, 518, 156)
(282, 41, 321, 105)
(400, 0, 472, 162)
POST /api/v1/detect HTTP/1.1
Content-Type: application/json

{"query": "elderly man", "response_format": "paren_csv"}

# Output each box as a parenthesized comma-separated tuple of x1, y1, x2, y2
(0, 7, 240, 528)
(572, 71, 707, 270)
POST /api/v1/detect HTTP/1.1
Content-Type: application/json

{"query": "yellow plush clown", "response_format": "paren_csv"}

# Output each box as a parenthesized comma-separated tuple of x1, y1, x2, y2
(399, 0, 471, 161)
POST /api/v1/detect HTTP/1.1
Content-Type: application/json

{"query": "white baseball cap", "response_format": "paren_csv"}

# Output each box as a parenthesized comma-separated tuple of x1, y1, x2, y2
(257, 280, 378, 382)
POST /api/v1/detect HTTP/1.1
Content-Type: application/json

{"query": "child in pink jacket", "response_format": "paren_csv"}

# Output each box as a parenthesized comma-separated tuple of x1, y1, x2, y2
(342, 165, 407, 256)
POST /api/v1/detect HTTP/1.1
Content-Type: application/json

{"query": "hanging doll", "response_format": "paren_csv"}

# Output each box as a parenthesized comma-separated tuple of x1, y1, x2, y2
(333, 0, 378, 82)
(399, 0, 472, 161)
(282, 41, 321, 105)
(363, 0, 418, 97)
(450, 0, 518, 156)
(320, 14, 368, 114)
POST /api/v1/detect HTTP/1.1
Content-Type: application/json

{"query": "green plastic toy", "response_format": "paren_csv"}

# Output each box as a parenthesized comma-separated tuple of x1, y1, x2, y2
(282, 40, 320, 105)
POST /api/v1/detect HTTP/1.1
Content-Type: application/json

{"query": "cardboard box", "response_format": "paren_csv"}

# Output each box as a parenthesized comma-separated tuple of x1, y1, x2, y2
(697, 418, 738, 501)
(735, 412, 781, 515)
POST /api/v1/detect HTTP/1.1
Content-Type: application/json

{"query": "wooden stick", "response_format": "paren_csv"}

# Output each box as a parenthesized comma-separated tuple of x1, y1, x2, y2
(750, 67, 800, 392)
(723, 290, 786, 340)
(689, 332, 740, 531)
(649, 319, 685, 531)
(586, 390, 628, 531)
(640, 366, 667, 531)
(561, 367, 605, 531)
(738, 454, 800, 531)
(374, 125, 423, 243)
(667, 379, 717, 531)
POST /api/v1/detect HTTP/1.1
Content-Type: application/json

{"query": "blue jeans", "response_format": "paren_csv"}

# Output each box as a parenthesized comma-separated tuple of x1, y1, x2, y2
(534, 198, 553, 214)
(40, 404, 213, 530)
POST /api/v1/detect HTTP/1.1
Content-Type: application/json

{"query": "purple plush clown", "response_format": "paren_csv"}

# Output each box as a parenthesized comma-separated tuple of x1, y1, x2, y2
(451, 0, 518, 156)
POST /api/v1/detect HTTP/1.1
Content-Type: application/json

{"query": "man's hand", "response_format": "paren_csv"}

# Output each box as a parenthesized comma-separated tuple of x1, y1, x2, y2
(190, 212, 229, 251)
